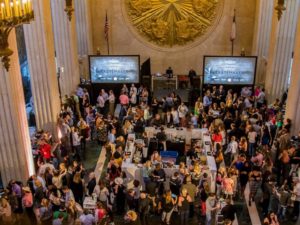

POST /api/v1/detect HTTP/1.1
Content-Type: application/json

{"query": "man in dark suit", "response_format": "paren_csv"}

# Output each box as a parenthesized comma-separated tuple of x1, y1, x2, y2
(188, 68, 197, 88)
(166, 66, 173, 78)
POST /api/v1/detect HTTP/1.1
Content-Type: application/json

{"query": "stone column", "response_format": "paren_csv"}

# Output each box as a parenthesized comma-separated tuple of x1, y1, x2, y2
(285, 11, 300, 135)
(51, 0, 80, 96)
(251, 0, 274, 85)
(0, 30, 35, 186)
(265, 0, 300, 103)
(23, 0, 61, 136)
(75, 0, 93, 80)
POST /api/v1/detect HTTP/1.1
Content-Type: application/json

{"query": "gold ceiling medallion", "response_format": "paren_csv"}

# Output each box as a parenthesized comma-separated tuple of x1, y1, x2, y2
(125, 0, 221, 47)
(275, 0, 285, 20)
(65, 0, 74, 21)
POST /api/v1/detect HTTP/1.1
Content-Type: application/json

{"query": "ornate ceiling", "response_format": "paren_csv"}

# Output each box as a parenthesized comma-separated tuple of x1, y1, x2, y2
(124, 0, 224, 48)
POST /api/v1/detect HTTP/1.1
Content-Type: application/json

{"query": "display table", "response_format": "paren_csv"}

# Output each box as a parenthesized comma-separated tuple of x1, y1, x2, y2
(166, 140, 185, 156)
(145, 127, 209, 146)
(83, 197, 96, 209)
(121, 161, 179, 189)
(121, 127, 216, 191)
(151, 75, 178, 91)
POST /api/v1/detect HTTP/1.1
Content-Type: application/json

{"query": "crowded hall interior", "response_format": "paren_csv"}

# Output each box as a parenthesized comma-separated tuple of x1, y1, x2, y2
(1, 0, 300, 225)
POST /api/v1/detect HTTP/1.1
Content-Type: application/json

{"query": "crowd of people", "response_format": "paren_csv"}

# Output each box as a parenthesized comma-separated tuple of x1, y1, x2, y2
(0, 83, 300, 225)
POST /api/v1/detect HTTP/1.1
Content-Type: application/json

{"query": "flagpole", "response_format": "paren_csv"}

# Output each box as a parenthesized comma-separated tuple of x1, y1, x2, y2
(107, 36, 110, 55)
(230, 9, 236, 56)
(105, 10, 110, 55)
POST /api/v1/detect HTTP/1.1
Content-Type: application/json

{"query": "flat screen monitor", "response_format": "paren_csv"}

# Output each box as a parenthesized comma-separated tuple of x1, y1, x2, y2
(203, 56, 257, 85)
(89, 55, 140, 83)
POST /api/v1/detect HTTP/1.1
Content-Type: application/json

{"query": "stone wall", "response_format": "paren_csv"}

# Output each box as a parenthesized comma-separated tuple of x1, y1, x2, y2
(90, 0, 256, 75)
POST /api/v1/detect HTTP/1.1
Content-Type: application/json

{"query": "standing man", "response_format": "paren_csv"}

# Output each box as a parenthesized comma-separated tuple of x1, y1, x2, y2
(205, 193, 219, 225)
(178, 102, 189, 127)
(101, 89, 109, 114)
(97, 91, 105, 114)
(181, 175, 198, 218)
(188, 68, 196, 89)
(203, 90, 212, 113)
(139, 192, 150, 225)
(256, 88, 266, 108)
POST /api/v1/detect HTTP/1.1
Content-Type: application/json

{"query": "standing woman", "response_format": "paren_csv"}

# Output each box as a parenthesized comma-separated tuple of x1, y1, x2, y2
(212, 128, 223, 154)
(97, 120, 108, 146)
(141, 87, 149, 104)
(130, 84, 138, 106)
(215, 144, 224, 170)
(194, 97, 203, 116)
(82, 94, 90, 117)
(39, 199, 52, 225)
(70, 172, 84, 205)
(161, 190, 177, 225)
(248, 166, 262, 206)
(108, 90, 115, 116)
(178, 188, 192, 225)
(239, 137, 248, 155)
(239, 160, 251, 199)
(260, 124, 272, 151)
(248, 126, 257, 157)
(22, 187, 36, 224)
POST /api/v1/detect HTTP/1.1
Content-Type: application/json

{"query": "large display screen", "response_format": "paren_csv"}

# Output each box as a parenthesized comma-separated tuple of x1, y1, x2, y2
(203, 56, 257, 85)
(89, 55, 140, 83)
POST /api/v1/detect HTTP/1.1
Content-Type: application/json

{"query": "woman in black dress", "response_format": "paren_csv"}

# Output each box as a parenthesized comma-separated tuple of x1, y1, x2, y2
(239, 160, 251, 199)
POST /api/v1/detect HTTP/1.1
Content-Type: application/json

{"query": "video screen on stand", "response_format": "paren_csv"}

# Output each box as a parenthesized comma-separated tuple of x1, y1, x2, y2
(203, 56, 257, 85)
(89, 55, 140, 83)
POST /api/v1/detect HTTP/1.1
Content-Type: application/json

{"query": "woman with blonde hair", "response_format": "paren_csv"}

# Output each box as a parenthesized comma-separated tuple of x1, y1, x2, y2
(160, 190, 177, 225)
(239, 137, 248, 154)
(70, 172, 84, 205)
(0, 198, 12, 223)
(122, 120, 134, 136)
(124, 210, 139, 225)
(194, 97, 203, 116)
(192, 162, 202, 185)
(179, 162, 189, 176)
(67, 199, 82, 225)
(39, 198, 52, 225)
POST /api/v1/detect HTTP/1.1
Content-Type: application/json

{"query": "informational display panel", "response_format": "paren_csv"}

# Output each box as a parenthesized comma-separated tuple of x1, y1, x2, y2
(203, 56, 257, 85)
(89, 55, 140, 83)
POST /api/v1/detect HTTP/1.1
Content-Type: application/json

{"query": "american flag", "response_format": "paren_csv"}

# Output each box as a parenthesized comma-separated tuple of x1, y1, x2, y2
(104, 11, 109, 41)
(230, 10, 236, 42)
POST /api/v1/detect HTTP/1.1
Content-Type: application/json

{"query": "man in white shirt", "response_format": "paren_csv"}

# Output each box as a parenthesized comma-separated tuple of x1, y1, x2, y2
(171, 107, 179, 126)
(178, 102, 188, 118)
(225, 136, 238, 163)
(206, 193, 219, 225)
(97, 92, 105, 114)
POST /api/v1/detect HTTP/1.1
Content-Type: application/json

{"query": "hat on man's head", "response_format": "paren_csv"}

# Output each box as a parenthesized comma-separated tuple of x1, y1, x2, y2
(22, 187, 31, 193)
(114, 177, 123, 185)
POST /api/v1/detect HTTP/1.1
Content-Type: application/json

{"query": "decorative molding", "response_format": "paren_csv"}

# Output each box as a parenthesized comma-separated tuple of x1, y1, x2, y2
(122, 0, 224, 51)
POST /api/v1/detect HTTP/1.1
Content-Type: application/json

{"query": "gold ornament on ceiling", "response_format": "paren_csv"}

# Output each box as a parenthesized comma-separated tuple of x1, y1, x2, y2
(125, 0, 222, 47)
